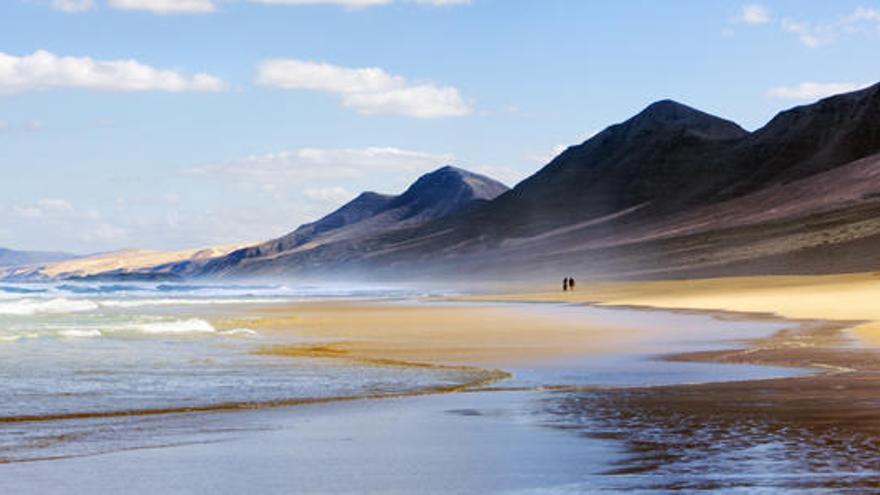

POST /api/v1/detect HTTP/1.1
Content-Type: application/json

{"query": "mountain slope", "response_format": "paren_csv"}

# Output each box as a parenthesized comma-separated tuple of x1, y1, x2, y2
(2, 244, 250, 281)
(189, 166, 509, 277)
(24, 83, 880, 281)
(213, 83, 880, 278)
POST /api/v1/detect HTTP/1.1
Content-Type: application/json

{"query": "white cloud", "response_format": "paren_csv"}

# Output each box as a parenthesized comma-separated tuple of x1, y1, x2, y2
(37, 198, 73, 211)
(250, 0, 469, 7)
(107, 0, 217, 13)
(44, 0, 470, 13)
(304, 186, 355, 204)
(527, 130, 598, 165)
(81, 223, 129, 243)
(255, 59, 471, 118)
(11, 198, 73, 219)
(780, 19, 831, 47)
(739, 4, 770, 24)
(0, 50, 224, 93)
(12, 205, 44, 219)
(185, 146, 455, 187)
(251, 0, 390, 6)
(781, 7, 880, 47)
(767, 81, 871, 100)
(411, 0, 470, 4)
(51, 0, 95, 12)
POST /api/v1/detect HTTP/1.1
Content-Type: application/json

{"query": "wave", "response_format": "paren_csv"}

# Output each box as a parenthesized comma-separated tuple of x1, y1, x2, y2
(155, 283, 281, 293)
(97, 298, 283, 308)
(0, 286, 48, 295)
(120, 318, 217, 335)
(0, 333, 38, 343)
(0, 319, 255, 341)
(0, 298, 100, 316)
(0, 297, 285, 315)
(219, 328, 259, 337)
(56, 284, 146, 294)
(57, 329, 103, 338)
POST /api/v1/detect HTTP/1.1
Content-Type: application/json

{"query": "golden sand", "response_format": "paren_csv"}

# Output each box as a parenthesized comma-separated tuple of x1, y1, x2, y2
(36, 244, 250, 278)
(463, 272, 880, 346)
(223, 301, 647, 367)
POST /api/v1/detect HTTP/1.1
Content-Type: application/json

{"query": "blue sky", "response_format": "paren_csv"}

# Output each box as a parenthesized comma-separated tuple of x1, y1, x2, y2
(1, 0, 879, 253)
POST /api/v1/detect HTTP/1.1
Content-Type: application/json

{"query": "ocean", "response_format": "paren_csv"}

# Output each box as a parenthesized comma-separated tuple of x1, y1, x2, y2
(0, 282, 477, 462)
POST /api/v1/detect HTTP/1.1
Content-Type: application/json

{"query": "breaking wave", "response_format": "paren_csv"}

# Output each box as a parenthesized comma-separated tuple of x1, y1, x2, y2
(0, 298, 100, 316)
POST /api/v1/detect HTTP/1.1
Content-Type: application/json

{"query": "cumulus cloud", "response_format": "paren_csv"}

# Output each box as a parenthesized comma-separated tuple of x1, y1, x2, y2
(250, 0, 468, 7)
(185, 146, 455, 188)
(251, 0, 390, 6)
(51, 0, 95, 12)
(738, 4, 770, 24)
(304, 186, 355, 204)
(46, 0, 469, 14)
(255, 59, 471, 118)
(781, 7, 880, 47)
(11, 198, 73, 219)
(767, 81, 871, 100)
(0, 50, 224, 93)
(106, 0, 217, 13)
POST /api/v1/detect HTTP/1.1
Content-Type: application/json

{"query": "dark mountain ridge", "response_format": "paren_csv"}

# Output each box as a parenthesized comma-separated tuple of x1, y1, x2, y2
(19, 83, 880, 281)
(180, 166, 509, 277)
(206, 82, 880, 278)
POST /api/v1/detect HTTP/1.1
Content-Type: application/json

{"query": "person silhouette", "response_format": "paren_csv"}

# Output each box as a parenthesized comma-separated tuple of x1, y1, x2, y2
(563, 277, 569, 291)
(569, 277, 576, 291)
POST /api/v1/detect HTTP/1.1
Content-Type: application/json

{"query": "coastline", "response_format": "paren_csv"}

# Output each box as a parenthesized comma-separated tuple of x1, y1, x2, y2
(6, 279, 880, 491)
(452, 274, 880, 489)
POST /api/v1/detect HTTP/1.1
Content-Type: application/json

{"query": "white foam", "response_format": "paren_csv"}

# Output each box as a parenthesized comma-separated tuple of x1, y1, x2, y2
(0, 332, 39, 342)
(124, 318, 217, 335)
(57, 329, 102, 338)
(220, 328, 259, 337)
(0, 298, 100, 316)
(98, 298, 283, 309)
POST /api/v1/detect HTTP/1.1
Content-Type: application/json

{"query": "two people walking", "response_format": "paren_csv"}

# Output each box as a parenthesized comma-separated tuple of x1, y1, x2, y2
(562, 277, 576, 292)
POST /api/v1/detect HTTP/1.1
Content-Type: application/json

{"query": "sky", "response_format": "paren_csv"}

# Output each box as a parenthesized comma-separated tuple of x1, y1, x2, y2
(1, 0, 879, 253)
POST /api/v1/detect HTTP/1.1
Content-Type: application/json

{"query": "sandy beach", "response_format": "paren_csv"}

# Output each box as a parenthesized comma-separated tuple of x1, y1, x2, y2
(6, 275, 880, 492)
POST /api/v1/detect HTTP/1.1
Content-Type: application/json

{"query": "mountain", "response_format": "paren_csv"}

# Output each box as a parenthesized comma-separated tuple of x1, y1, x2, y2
(0, 247, 75, 268)
(1, 244, 250, 281)
(202, 83, 880, 279)
(176, 166, 509, 277)
(17, 83, 880, 281)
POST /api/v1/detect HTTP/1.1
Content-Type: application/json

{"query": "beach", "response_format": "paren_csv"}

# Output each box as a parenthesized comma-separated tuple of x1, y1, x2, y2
(3, 276, 880, 492)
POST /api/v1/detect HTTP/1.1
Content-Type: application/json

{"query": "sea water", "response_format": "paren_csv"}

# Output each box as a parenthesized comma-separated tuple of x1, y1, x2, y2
(0, 282, 475, 462)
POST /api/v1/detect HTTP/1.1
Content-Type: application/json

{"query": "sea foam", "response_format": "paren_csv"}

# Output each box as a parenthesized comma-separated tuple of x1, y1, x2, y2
(57, 329, 103, 338)
(123, 318, 217, 335)
(0, 298, 100, 316)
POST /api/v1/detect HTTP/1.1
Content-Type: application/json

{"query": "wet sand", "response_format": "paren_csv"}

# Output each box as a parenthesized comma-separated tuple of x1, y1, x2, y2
(460, 274, 880, 490)
(5, 284, 878, 492)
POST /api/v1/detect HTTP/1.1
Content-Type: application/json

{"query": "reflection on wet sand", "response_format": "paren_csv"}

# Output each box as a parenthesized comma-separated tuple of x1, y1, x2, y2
(543, 319, 880, 491)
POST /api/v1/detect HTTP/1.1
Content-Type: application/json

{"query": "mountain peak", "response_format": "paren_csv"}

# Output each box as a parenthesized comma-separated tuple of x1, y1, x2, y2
(625, 99, 748, 141)
(395, 166, 509, 210)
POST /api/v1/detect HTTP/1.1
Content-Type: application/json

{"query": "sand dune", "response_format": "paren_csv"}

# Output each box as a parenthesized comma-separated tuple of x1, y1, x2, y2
(34, 244, 250, 278)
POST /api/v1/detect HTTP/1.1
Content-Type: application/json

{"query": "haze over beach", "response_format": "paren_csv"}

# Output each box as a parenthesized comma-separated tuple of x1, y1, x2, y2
(4, 1, 880, 493)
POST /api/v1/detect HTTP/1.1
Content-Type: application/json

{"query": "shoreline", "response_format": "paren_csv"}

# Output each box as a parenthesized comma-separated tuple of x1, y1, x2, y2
(6, 283, 879, 491)
(1, 293, 841, 425)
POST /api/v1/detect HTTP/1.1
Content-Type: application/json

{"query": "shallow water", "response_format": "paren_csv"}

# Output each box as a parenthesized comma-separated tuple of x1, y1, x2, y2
(0, 283, 837, 492)
(0, 282, 476, 462)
